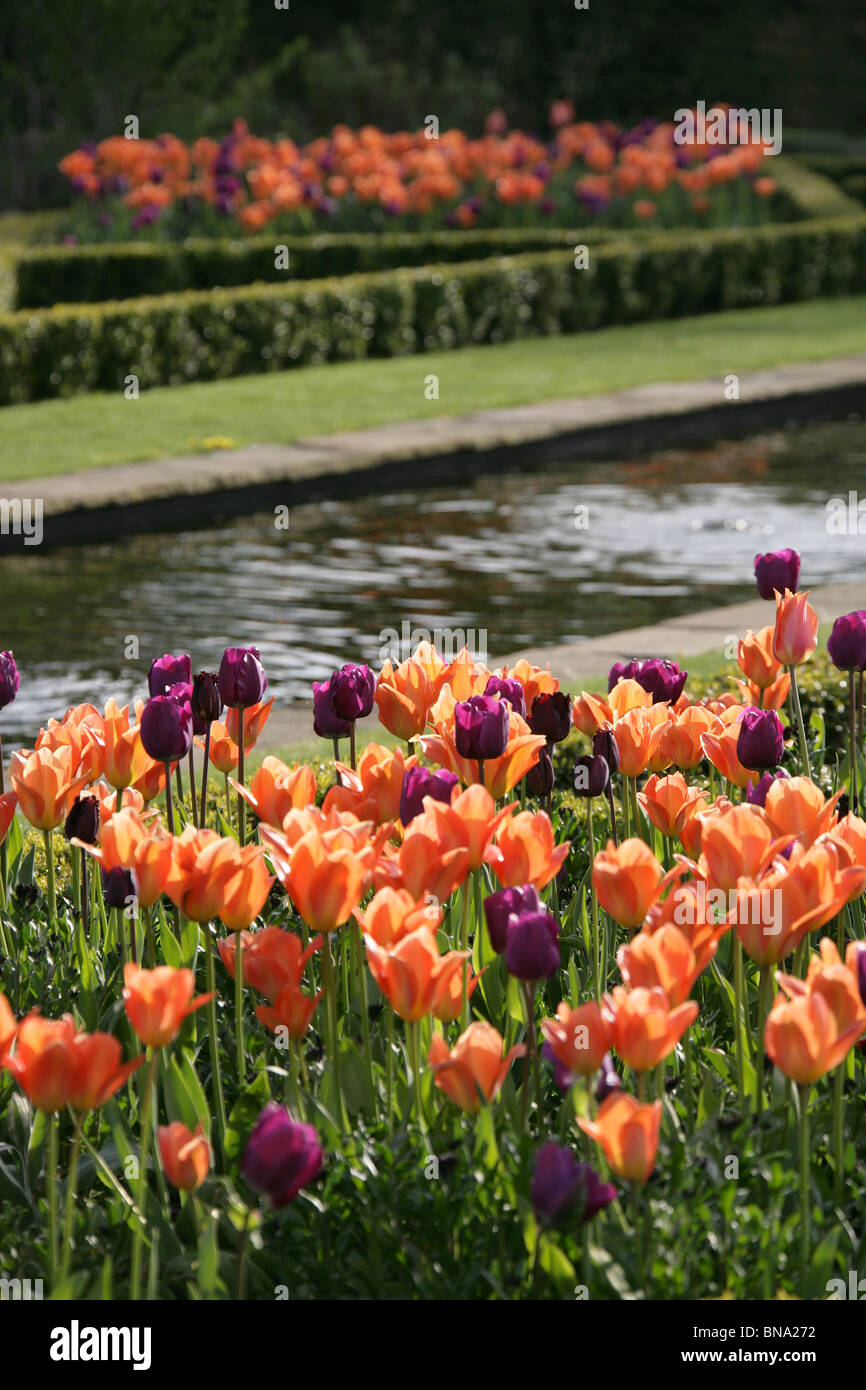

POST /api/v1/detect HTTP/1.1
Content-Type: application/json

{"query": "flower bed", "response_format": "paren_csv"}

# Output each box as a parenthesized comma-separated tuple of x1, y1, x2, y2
(57, 109, 788, 242)
(1, 550, 866, 1300)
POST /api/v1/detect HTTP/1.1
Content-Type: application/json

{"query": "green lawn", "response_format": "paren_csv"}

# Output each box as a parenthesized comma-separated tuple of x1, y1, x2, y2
(2, 295, 865, 479)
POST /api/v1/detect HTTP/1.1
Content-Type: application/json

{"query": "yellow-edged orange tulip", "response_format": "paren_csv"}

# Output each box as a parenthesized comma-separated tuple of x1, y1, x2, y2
(577, 1091, 662, 1183)
(772, 589, 818, 667)
(234, 756, 316, 827)
(617, 923, 703, 1006)
(323, 742, 414, 826)
(374, 657, 434, 740)
(611, 706, 656, 778)
(159, 1121, 210, 1191)
(98, 700, 152, 791)
(10, 745, 89, 830)
(592, 838, 677, 930)
(638, 772, 692, 837)
(539, 1000, 611, 1076)
(225, 697, 274, 751)
(485, 807, 570, 889)
(603, 985, 698, 1072)
(355, 886, 443, 947)
(365, 926, 467, 1022)
(763, 775, 842, 849)
(428, 1021, 525, 1112)
(764, 992, 865, 1083)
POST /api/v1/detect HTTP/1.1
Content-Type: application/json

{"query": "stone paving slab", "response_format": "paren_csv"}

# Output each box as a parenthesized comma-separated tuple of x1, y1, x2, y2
(258, 578, 866, 752)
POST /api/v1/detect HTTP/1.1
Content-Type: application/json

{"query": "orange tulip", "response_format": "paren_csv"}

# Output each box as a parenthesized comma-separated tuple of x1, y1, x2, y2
(419, 698, 546, 798)
(202, 721, 238, 775)
(428, 1021, 525, 1112)
(828, 811, 866, 865)
(577, 1092, 662, 1184)
(764, 992, 865, 1084)
(737, 626, 783, 690)
(365, 927, 467, 1022)
(777, 937, 866, 1032)
(572, 692, 610, 736)
(322, 742, 412, 826)
(356, 886, 443, 946)
(431, 958, 483, 1023)
(607, 679, 653, 718)
(0, 991, 16, 1055)
(617, 924, 703, 1007)
(234, 756, 316, 827)
(643, 882, 728, 976)
(374, 657, 434, 740)
(772, 589, 818, 667)
(218, 925, 321, 1002)
(122, 964, 212, 1047)
(65, 1030, 145, 1110)
(2, 1014, 142, 1112)
(700, 721, 759, 789)
(449, 783, 511, 869)
(763, 775, 842, 849)
(496, 658, 559, 710)
(638, 772, 692, 837)
(98, 700, 152, 791)
(539, 1000, 611, 1076)
(10, 745, 89, 830)
(611, 707, 656, 778)
(225, 697, 274, 751)
(167, 828, 272, 929)
(592, 838, 678, 930)
(255, 982, 323, 1039)
(159, 1122, 210, 1191)
(0, 791, 17, 847)
(674, 789, 713, 857)
(94, 782, 146, 823)
(485, 807, 570, 889)
(734, 841, 866, 966)
(439, 647, 491, 701)
(36, 706, 103, 784)
(260, 822, 370, 933)
(393, 798, 472, 902)
(603, 985, 698, 1072)
(653, 705, 720, 771)
(696, 804, 786, 892)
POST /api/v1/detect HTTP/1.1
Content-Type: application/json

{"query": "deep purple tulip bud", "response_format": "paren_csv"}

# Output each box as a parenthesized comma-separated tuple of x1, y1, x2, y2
(592, 728, 620, 775)
(746, 768, 789, 808)
(529, 691, 572, 744)
(575, 1164, 618, 1222)
(328, 664, 376, 723)
(484, 675, 526, 719)
(167, 680, 193, 709)
(634, 658, 688, 704)
(542, 1040, 575, 1092)
(148, 652, 191, 698)
(853, 943, 866, 1008)
(0, 651, 19, 710)
(525, 746, 554, 798)
(504, 909, 560, 981)
(754, 548, 800, 601)
(218, 646, 268, 710)
(837, 791, 850, 820)
(400, 766, 459, 825)
(454, 695, 509, 761)
(573, 753, 610, 798)
(140, 695, 193, 763)
(532, 1143, 582, 1225)
(827, 611, 866, 671)
(312, 678, 352, 739)
(595, 1052, 623, 1104)
(102, 866, 136, 911)
(484, 884, 542, 953)
(191, 671, 222, 733)
(241, 1102, 323, 1209)
(608, 659, 638, 692)
(736, 707, 785, 772)
(64, 794, 100, 845)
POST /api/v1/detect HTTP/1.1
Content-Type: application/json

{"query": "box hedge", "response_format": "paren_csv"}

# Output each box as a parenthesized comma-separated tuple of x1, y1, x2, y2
(1, 216, 864, 405)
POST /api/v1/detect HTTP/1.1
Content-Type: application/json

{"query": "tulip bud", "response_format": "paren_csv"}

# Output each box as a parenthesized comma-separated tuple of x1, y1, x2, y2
(754, 548, 800, 601)
(64, 793, 100, 845)
(525, 746, 554, 798)
(595, 1052, 623, 1104)
(745, 768, 789, 808)
(328, 664, 376, 722)
(241, 1102, 323, 1208)
(312, 678, 352, 739)
(483, 884, 542, 953)
(573, 753, 610, 798)
(592, 728, 620, 775)
(159, 1121, 210, 1192)
(191, 671, 222, 731)
(102, 866, 135, 911)
(399, 766, 458, 825)
(504, 909, 560, 981)
(0, 651, 19, 709)
(827, 611, 866, 671)
(529, 691, 572, 744)
(636, 658, 688, 704)
(532, 1144, 616, 1226)
(219, 646, 268, 710)
(736, 707, 785, 772)
(140, 694, 193, 763)
(454, 695, 509, 761)
(148, 652, 191, 698)
(484, 675, 526, 719)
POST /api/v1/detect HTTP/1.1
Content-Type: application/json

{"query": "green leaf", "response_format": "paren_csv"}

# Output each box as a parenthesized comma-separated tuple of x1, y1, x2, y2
(224, 1070, 271, 1168)
(163, 1053, 212, 1136)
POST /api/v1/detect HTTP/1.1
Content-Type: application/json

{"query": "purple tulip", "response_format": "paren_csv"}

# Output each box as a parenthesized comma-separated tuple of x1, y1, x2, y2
(454, 695, 509, 761)
(542, 1041, 575, 1092)
(745, 769, 789, 808)
(504, 909, 560, 981)
(575, 1164, 618, 1222)
(607, 660, 634, 691)
(484, 676, 526, 719)
(528, 691, 572, 744)
(328, 664, 376, 723)
(592, 728, 620, 775)
(219, 646, 268, 710)
(853, 943, 866, 1008)
(484, 884, 542, 954)
(312, 678, 352, 739)
(64, 794, 100, 845)
(148, 652, 191, 698)
(827, 611, 866, 671)
(191, 671, 222, 734)
(573, 753, 610, 798)
(532, 1143, 617, 1226)
(241, 1102, 323, 1209)
(0, 651, 19, 709)
(595, 1053, 623, 1103)
(400, 766, 458, 825)
(101, 866, 136, 911)
(736, 707, 785, 772)
(608, 657, 687, 704)
(525, 746, 554, 798)
(140, 694, 193, 763)
(754, 548, 800, 601)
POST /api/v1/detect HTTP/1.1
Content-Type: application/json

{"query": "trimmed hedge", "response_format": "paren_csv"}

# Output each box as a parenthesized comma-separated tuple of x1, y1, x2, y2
(10, 226, 609, 311)
(2, 216, 865, 405)
(770, 154, 863, 221)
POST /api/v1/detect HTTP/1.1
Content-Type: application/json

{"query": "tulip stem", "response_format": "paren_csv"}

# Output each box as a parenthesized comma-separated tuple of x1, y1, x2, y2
(386, 1009, 394, 1135)
(622, 775, 631, 840)
(833, 1063, 845, 1206)
(203, 924, 228, 1154)
(605, 782, 619, 848)
(477, 758, 484, 788)
(755, 965, 771, 1115)
(163, 763, 175, 835)
(322, 939, 347, 1133)
(733, 936, 746, 1103)
(849, 670, 859, 814)
(237, 735, 246, 845)
(188, 747, 198, 828)
(587, 801, 600, 1001)
(350, 725, 357, 772)
(798, 1082, 811, 1291)
(47, 1111, 59, 1289)
(42, 829, 57, 930)
(409, 1020, 426, 1131)
(60, 1111, 84, 1282)
(354, 926, 375, 1114)
(130, 1048, 158, 1302)
(460, 878, 472, 1027)
(235, 933, 245, 1086)
(200, 724, 212, 829)
(683, 1029, 695, 1127)
(788, 666, 812, 780)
